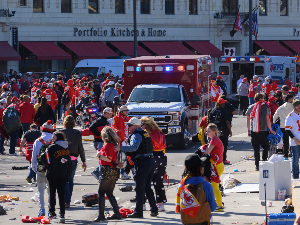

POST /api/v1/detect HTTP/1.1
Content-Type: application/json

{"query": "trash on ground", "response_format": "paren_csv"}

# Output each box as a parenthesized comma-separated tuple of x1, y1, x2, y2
(31, 195, 38, 202)
(233, 169, 239, 172)
(267, 201, 273, 207)
(0, 195, 19, 202)
(119, 185, 133, 192)
(11, 166, 29, 170)
(224, 183, 259, 194)
(74, 199, 81, 204)
(223, 174, 241, 189)
(82, 193, 98, 206)
(21, 215, 50, 224)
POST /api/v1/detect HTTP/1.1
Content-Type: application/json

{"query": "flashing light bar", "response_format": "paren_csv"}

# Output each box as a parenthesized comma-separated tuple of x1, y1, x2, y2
(221, 58, 226, 62)
(88, 109, 97, 113)
(231, 58, 236, 62)
(145, 66, 153, 72)
(260, 58, 265, 62)
(250, 57, 255, 62)
(165, 66, 173, 72)
(187, 65, 194, 70)
(177, 66, 185, 71)
(155, 66, 163, 71)
(126, 66, 134, 71)
(136, 67, 141, 72)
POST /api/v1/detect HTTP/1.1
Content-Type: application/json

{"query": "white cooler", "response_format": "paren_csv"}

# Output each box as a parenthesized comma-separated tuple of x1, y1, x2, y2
(259, 160, 291, 200)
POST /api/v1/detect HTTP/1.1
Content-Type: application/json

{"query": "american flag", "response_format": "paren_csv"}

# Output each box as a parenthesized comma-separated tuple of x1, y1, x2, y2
(246, 12, 258, 40)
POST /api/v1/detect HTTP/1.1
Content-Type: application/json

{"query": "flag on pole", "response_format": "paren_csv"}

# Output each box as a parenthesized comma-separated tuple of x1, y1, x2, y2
(246, 12, 258, 40)
(234, 12, 242, 33)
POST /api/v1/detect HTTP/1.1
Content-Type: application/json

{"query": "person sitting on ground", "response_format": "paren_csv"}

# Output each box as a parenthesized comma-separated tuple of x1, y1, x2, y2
(175, 154, 216, 224)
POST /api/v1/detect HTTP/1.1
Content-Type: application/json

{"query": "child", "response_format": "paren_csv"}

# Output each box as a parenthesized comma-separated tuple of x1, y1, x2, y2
(175, 154, 216, 225)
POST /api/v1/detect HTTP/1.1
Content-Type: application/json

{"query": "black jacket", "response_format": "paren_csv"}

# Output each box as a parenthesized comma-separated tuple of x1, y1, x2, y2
(89, 115, 109, 142)
(34, 104, 56, 126)
(61, 126, 86, 162)
(42, 141, 72, 182)
(55, 90, 62, 109)
(93, 84, 101, 99)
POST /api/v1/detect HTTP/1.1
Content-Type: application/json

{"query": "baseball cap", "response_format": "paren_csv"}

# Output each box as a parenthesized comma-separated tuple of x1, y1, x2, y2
(125, 117, 141, 126)
(103, 107, 113, 114)
(217, 76, 223, 79)
(184, 154, 203, 169)
(11, 96, 19, 102)
(119, 105, 129, 112)
(269, 96, 277, 102)
(253, 75, 258, 79)
(0, 99, 6, 104)
(242, 78, 247, 82)
(258, 77, 263, 81)
(11, 78, 16, 82)
(291, 87, 298, 93)
(108, 81, 115, 86)
(217, 98, 227, 104)
(42, 82, 47, 88)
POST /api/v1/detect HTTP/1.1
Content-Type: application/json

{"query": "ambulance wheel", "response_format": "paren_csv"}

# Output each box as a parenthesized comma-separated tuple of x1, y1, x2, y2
(179, 124, 189, 150)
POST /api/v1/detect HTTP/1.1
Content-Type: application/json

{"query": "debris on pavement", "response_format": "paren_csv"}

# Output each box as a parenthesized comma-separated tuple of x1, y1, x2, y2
(74, 199, 81, 204)
(11, 166, 29, 170)
(0, 195, 19, 202)
(223, 174, 241, 189)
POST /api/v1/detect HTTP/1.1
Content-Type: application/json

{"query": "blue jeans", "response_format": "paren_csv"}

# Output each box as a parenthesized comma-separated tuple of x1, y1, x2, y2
(291, 146, 300, 179)
(249, 97, 255, 105)
(65, 159, 78, 204)
(92, 142, 103, 179)
(28, 161, 36, 180)
(9, 129, 19, 154)
(0, 135, 5, 153)
(60, 105, 64, 119)
(22, 123, 30, 135)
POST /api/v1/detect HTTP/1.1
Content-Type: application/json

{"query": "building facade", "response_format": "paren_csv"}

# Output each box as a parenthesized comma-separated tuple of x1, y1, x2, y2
(0, 0, 299, 74)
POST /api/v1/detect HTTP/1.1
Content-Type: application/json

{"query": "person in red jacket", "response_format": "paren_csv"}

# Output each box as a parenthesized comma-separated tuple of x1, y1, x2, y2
(111, 105, 131, 180)
(42, 83, 58, 111)
(101, 77, 111, 90)
(75, 81, 88, 104)
(65, 79, 75, 115)
(285, 76, 293, 89)
(19, 95, 36, 134)
(260, 77, 272, 97)
(0, 99, 7, 154)
(267, 96, 279, 118)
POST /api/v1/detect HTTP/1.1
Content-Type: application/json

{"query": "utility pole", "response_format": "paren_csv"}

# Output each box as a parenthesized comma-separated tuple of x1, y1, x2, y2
(249, 0, 253, 55)
(133, 0, 137, 58)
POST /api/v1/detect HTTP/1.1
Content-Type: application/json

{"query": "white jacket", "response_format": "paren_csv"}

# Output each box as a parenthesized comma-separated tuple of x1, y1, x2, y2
(31, 132, 53, 173)
(273, 102, 293, 128)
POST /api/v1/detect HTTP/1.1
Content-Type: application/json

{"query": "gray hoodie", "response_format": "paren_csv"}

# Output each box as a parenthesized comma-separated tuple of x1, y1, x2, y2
(238, 82, 249, 96)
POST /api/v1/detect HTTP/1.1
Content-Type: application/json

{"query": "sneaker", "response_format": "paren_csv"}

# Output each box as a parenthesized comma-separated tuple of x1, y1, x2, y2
(223, 160, 230, 164)
(131, 204, 146, 211)
(48, 212, 57, 219)
(255, 166, 259, 171)
(157, 203, 165, 211)
(38, 209, 45, 217)
(65, 203, 70, 208)
(284, 157, 289, 160)
(130, 197, 136, 202)
(120, 173, 131, 180)
(59, 217, 65, 223)
(215, 206, 224, 212)
(26, 176, 32, 183)
(9, 153, 18, 156)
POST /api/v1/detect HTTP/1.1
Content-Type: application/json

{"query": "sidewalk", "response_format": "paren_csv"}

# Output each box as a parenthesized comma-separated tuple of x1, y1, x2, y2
(106, 159, 292, 225)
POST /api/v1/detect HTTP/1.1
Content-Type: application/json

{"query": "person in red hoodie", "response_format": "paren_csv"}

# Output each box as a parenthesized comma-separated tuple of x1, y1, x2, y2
(75, 81, 88, 104)
(65, 79, 75, 116)
(268, 96, 279, 119)
(19, 95, 36, 134)
(101, 76, 111, 90)
(0, 99, 7, 155)
(42, 83, 58, 112)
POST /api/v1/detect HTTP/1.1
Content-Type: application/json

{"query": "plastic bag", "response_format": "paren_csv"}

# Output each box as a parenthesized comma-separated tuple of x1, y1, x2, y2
(222, 173, 241, 189)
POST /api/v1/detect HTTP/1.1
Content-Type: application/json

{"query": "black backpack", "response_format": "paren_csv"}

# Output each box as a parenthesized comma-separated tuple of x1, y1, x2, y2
(21, 81, 28, 92)
(61, 87, 70, 105)
(2, 106, 21, 133)
(37, 138, 51, 173)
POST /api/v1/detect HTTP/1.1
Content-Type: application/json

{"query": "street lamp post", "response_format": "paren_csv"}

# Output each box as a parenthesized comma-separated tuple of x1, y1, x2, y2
(133, 0, 137, 58)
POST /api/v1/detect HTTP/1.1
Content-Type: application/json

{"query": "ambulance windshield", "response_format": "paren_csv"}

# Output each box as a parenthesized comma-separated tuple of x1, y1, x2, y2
(128, 87, 181, 103)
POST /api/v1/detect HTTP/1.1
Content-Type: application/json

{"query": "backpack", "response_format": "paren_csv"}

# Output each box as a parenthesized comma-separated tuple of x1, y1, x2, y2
(180, 182, 211, 224)
(61, 87, 70, 105)
(2, 106, 21, 133)
(37, 138, 51, 173)
(21, 81, 28, 92)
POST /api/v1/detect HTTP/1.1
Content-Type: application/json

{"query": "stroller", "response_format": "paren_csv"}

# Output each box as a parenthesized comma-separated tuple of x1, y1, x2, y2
(267, 124, 283, 159)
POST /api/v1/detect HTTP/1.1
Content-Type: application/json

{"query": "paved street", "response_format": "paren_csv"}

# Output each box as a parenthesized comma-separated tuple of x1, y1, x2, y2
(0, 114, 294, 224)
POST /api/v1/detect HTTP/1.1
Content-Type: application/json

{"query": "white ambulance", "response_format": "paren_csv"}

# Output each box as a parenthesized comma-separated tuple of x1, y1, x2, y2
(217, 56, 297, 94)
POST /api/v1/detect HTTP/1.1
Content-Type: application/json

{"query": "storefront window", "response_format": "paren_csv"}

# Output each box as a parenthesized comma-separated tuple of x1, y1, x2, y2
(189, 0, 197, 15)
(259, 0, 267, 15)
(61, 0, 72, 13)
(165, 0, 174, 15)
(141, 0, 150, 14)
(115, 0, 125, 13)
(20, 0, 26, 6)
(89, 0, 98, 13)
(223, 0, 238, 14)
(280, 0, 288, 16)
(33, 0, 43, 12)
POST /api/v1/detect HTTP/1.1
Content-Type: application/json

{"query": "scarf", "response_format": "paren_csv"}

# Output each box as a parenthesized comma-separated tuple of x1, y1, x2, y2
(250, 100, 264, 133)
(199, 144, 220, 183)
(175, 175, 201, 218)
